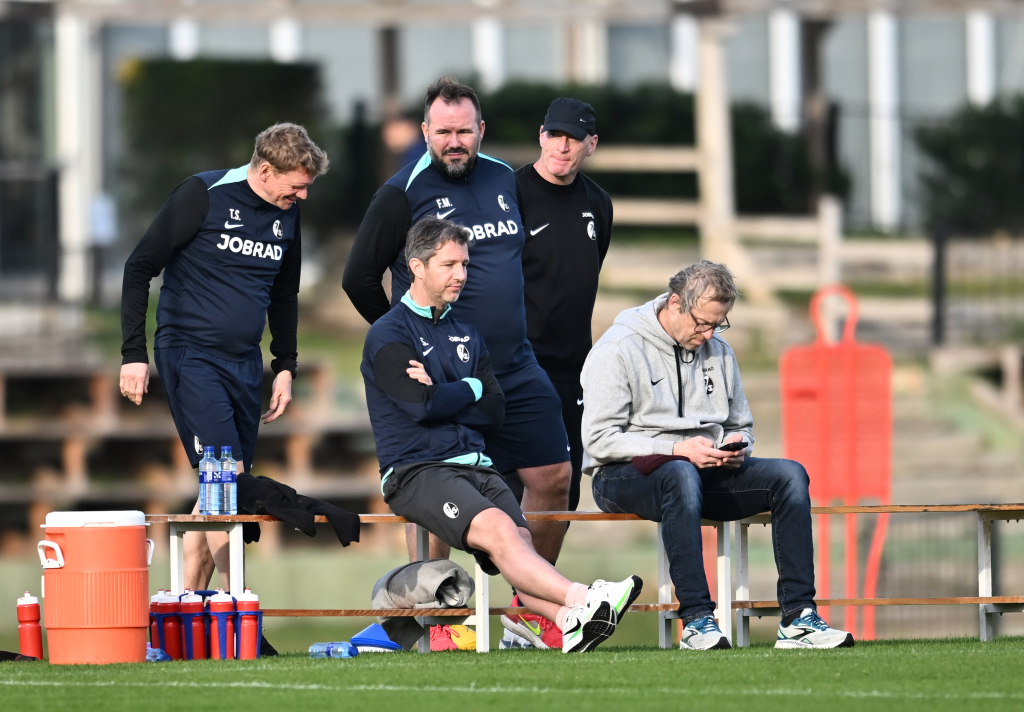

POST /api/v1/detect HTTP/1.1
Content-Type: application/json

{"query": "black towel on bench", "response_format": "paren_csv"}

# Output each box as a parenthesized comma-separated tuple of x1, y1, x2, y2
(237, 473, 361, 546)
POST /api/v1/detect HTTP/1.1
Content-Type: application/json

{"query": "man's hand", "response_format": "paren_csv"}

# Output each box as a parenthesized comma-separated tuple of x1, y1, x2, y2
(119, 363, 150, 405)
(672, 434, 747, 469)
(718, 433, 748, 469)
(261, 371, 293, 424)
(407, 360, 433, 386)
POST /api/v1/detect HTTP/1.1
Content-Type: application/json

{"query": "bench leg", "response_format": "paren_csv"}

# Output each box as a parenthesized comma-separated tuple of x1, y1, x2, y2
(229, 522, 245, 595)
(715, 522, 732, 644)
(475, 561, 489, 653)
(734, 521, 750, 648)
(978, 513, 994, 642)
(657, 522, 675, 649)
(415, 525, 432, 653)
(169, 523, 185, 595)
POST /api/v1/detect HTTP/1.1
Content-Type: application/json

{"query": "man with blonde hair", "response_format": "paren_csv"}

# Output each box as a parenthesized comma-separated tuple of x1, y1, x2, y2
(119, 123, 328, 630)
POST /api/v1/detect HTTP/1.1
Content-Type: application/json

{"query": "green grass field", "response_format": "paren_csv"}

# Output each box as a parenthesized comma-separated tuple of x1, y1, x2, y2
(3, 638, 1024, 712)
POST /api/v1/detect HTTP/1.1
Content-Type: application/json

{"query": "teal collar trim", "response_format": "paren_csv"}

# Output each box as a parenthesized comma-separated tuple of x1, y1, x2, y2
(444, 452, 493, 468)
(209, 165, 249, 190)
(478, 152, 512, 171)
(401, 291, 450, 320)
(405, 152, 432, 191)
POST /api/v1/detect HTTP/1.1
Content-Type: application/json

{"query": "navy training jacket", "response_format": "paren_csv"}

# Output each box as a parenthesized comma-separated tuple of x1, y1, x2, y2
(361, 294, 505, 475)
(154, 166, 299, 360)
(344, 153, 533, 377)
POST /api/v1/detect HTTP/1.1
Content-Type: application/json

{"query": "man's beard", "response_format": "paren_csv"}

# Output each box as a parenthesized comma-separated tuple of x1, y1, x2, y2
(429, 143, 478, 179)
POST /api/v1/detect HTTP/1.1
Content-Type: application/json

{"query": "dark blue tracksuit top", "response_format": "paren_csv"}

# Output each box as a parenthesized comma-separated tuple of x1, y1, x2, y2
(343, 153, 533, 378)
(121, 166, 301, 373)
(361, 293, 505, 476)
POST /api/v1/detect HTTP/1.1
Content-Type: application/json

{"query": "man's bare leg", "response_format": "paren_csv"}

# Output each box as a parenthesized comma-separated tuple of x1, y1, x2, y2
(464, 507, 572, 620)
(183, 498, 230, 590)
(404, 523, 451, 560)
(517, 461, 571, 564)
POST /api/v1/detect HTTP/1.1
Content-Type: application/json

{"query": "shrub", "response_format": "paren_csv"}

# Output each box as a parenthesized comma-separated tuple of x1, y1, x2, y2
(916, 99, 1024, 235)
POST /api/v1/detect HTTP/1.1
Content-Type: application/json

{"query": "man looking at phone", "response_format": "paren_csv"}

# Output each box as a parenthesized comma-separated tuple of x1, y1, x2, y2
(581, 260, 853, 651)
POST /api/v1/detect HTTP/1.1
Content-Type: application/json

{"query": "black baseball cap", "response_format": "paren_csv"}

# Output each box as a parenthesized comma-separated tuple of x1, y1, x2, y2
(542, 98, 597, 141)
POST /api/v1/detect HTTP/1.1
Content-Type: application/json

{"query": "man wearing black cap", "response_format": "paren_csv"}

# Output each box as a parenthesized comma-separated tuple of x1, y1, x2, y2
(499, 98, 612, 650)
(513, 98, 611, 512)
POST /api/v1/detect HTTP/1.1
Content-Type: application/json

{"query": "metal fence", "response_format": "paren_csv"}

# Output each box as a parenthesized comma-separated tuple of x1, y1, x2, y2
(935, 234, 1024, 347)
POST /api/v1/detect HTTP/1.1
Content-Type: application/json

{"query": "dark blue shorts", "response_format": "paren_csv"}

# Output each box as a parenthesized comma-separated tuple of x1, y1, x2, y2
(154, 346, 262, 470)
(483, 362, 570, 475)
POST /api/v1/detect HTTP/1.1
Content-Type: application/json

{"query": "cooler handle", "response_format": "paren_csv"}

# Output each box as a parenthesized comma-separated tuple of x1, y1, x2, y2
(37, 540, 64, 569)
(145, 539, 155, 566)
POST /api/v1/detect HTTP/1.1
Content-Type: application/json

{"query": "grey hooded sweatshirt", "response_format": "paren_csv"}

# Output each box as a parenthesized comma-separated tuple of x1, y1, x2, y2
(581, 293, 754, 475)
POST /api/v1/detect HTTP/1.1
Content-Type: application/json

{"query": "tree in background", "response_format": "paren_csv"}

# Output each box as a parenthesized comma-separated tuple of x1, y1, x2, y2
(916, 99, 1024, 235)
(119, 59, 339, 243)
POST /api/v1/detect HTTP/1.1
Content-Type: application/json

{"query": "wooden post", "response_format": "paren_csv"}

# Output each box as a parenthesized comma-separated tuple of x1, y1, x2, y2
(978, 513, 994, 641)
(696, 19, 772, 303)
(1000, 345, 1021, 412)
(715, 521, 732, 642)
(734, 521, 750, 647)
(657, 522, 675, 649)
(818, 195, 843, 341)
(63, 436, 88, 492)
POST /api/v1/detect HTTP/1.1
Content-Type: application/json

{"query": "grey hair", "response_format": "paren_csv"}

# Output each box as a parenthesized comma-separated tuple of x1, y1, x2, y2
(406, 217, 469, 279)
(668, 261, 738, 310)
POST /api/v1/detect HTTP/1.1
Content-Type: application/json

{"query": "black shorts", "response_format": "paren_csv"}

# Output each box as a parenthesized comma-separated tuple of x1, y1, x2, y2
(155, 345, 262, 470)
(382, 461, 529, 575)
(483, 363, 570, 474)
(500, 375, 585, 511)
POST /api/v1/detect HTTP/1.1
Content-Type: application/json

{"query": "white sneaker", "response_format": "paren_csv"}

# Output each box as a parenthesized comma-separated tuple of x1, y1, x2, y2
(561, 601, 616, 653)
(679, 616, 732, 650)
(586, 575, 643, 624)
(498, 627, 534, 650)
(775, 608, 854, 649)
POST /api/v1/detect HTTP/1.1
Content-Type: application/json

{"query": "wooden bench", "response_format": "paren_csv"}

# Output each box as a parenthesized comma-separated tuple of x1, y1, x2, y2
(146, 503, 1024, 653)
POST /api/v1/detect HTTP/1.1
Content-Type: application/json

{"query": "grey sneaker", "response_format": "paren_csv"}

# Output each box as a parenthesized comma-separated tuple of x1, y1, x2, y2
(498, 627, 535, 650)
(679, 615, 732, 650)
(775, 608, 854, 649)
(561, 601, 616, 653)
(586, 575, 643, 625)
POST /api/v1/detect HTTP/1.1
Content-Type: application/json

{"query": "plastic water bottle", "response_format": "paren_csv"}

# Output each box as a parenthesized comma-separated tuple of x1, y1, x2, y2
(209, 450, 224, 514)
(219, 446, 237, 515)
(309, 642, 358, 659)
(198, 447, 217, 515)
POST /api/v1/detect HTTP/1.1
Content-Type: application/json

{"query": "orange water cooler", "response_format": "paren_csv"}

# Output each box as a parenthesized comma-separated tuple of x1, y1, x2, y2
(38, 511, 154, 664)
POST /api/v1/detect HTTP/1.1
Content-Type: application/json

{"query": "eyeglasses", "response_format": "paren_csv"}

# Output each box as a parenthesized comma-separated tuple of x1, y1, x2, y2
(688, 310, 730, 335)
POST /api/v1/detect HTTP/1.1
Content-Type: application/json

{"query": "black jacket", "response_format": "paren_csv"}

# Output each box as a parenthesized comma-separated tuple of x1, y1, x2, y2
(237, 474, 360, 546)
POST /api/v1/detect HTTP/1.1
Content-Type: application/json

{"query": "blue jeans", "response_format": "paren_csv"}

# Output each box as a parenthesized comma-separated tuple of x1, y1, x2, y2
(592, 457, 816, 623)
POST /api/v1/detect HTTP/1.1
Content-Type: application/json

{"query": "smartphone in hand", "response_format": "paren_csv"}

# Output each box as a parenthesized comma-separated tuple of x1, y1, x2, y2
(718, 441, 749, 452)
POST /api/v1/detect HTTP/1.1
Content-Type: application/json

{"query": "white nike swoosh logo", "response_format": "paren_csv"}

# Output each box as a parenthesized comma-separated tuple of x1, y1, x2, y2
(224, 222, 244, 229)
(436, 208, 456, 219)
(576, 398, 584, 405)
(530, 224, 549, 236)
(422, 347, 434, 356)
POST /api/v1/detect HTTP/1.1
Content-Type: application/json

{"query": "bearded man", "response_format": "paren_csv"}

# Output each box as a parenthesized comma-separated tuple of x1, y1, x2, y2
(343, 76, 572, 588)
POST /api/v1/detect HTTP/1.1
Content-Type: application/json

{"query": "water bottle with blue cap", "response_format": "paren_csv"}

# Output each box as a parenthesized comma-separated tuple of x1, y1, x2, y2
(308, 642, 359, 659)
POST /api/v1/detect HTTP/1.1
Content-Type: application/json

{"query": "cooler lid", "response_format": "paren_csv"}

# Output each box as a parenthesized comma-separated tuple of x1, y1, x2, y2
(43, 510, 148, 528)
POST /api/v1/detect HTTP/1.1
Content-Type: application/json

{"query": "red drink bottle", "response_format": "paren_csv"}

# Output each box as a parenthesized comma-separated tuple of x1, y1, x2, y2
(236, 588, 260, 660)
(179, 590, 207, 660)
(209, 589, 235, 660)
(17, 592, 43, 659)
